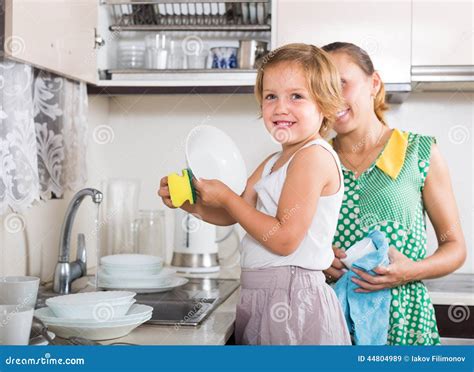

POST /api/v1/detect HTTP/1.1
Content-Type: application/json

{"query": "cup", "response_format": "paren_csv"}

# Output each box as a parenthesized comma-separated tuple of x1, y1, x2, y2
(0, 305, 34, 345)
(211, 47, 238, 69)
(167, 40, 184, 69)
(238, 40, 268, 69)
(133, 210, 166, 258)
(102, 178, 141, 256)
(0, 276, 40, 308)
(340, 238, 377, 269)
(118, 44, 145, 69)
(186, 49, 209, 69)
(145, 33, 168, 69)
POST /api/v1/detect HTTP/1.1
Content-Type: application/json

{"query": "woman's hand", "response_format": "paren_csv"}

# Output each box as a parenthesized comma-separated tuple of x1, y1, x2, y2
(351, 247, 418, 292)
(157, 176, 176, 209)
(192, 178, 231, 208)
(323, 247, 348, 283)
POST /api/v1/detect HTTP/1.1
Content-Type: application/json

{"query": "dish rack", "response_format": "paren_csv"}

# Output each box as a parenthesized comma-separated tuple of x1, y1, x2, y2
(104, 1, 271, 31)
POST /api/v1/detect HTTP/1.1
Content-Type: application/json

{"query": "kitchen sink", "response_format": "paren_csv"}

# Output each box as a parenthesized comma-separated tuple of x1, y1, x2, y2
(135, 278, 239, 326)
(36, 277, 240, 327)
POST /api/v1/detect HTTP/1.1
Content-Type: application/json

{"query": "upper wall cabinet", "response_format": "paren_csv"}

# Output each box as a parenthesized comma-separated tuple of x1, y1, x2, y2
(412, 0, 473, 66)
(3, 0, 99, 84)
(2, 0, 273, 88)
(273, 0, 412, 85)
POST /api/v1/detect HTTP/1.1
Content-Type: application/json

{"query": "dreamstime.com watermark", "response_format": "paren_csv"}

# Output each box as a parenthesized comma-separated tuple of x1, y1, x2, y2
(262, 205, 300, 242)
(4, 353, 85, 366)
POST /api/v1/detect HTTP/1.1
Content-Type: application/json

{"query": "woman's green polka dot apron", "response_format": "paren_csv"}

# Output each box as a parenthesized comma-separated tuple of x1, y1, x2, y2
(332, 129, 441, 345)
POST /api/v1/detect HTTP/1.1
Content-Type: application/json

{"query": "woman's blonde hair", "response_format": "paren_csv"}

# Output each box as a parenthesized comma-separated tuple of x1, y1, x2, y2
(255, 43, 345, 136)
(322, 42, 389, 125)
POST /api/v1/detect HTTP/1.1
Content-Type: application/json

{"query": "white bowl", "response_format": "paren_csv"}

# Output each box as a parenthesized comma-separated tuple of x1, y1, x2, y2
(186, 125, 247, 195)
(35, 304, 152, 326)
(46, 291, 136, 319)
(35, 304, 152, 341)
(340, 238, 377, 269)
(101, 254, 163, 267)
(100, 266, 162, 277)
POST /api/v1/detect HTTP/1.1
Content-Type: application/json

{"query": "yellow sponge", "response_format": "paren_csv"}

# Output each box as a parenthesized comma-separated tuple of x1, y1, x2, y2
(168, 169, 195, 208)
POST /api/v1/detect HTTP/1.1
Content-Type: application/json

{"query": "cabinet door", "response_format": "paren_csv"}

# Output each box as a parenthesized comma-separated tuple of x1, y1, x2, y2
(412, 0, 473, 66)
(4, 0, 98, 83)
(273, 0, 411, 84)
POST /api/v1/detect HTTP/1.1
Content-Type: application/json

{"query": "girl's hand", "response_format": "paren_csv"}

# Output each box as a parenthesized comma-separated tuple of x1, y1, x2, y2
(323, 246, 348, 283)
(157, 176, 176, 209)
(351, 247, 417, 292)
(193, 178, 231, 208)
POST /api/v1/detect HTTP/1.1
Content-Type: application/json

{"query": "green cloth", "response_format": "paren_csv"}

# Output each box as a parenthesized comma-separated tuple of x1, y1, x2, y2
(332, 130, 440, 345)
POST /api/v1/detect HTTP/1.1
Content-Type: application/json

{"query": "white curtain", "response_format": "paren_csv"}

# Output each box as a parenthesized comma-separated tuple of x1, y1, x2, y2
(0, 60, 88, 214)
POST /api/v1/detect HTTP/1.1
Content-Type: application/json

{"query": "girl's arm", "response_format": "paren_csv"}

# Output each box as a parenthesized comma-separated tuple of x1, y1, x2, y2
(158, 153, 276, 226)
(352, 144, 467, 291)
(196, 145, 337, 256)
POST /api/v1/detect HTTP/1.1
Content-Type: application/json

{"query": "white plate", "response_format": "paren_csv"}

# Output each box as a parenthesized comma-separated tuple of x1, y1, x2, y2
(92, 276, 189, 294)
(101, 265, 162, 278)
(241, 3, 249, 24)
(98, 268, 177, 286)
(248, 3, 257, 24)
(35, 304, 152, 327)
(101, 254, 163, 267)
(257, 3, 265, 24)
(46, 316, 150, 341)
(46, 291, 135, 306)
(186, 125, 247, 196)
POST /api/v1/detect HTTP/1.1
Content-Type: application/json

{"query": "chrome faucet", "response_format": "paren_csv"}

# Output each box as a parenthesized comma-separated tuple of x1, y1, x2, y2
(53, 188, 103, 294)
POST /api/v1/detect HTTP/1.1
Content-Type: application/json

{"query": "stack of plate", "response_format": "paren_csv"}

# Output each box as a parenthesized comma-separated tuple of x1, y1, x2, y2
(36, 291, 152, 340)
(97, 254, 189, 293)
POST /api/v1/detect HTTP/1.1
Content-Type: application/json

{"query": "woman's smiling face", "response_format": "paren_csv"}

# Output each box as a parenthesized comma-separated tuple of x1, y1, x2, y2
(328, 52, 378, 134)
(261, 61, 323, 145)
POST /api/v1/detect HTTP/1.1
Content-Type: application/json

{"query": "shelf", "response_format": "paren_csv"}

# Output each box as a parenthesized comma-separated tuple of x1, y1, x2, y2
(104, 69, 257, 85)
(87, 85, 254, 95)
(109, 24, 270, 32)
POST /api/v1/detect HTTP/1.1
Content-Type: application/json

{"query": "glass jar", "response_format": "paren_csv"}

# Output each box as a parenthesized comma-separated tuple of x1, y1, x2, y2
(133, 210, 166, 259)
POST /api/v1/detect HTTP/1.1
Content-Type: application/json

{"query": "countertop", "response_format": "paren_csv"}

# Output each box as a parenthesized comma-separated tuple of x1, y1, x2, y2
(424, 273, 473, 306)
(45, 269, 471, 345)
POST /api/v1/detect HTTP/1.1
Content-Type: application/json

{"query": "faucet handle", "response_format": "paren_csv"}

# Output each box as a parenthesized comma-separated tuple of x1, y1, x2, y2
(77, 233, 87, 276)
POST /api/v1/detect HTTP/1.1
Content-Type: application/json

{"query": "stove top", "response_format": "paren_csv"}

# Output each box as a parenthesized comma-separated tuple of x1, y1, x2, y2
(135, 278, 240, 326)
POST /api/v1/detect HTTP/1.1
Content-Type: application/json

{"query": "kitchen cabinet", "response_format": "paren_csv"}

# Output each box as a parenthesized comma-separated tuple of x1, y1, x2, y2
(412, 0, 473, 67)
(273, 0, 412, 85)
(3, 0, 273, 87)
(3, 0, 99, 83)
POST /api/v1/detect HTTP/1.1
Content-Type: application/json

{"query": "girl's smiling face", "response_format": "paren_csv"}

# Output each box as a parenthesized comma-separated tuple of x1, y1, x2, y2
(261, 61, 323, 145)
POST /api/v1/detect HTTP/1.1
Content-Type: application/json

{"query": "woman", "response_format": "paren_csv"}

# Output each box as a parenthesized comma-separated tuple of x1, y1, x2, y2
(321, 42, 467, 345)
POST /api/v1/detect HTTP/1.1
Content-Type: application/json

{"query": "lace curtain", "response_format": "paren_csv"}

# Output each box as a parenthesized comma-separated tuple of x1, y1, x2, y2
(0, 60, 88, 214)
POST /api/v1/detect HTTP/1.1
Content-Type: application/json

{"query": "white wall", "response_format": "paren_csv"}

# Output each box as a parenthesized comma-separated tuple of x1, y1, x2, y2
(0, 92, 472, 282)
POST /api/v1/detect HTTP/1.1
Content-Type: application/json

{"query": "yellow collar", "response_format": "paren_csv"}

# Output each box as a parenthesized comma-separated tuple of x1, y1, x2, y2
(330, 128, 409, 179)
(375, 128, 409, 179)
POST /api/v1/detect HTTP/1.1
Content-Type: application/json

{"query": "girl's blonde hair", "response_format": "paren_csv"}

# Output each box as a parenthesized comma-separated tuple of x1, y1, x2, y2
(255, 43, 345, 136)
(322, 42, 389, 125)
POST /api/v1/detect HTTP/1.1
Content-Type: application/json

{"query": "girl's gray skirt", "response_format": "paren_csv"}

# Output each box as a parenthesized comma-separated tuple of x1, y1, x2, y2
(235, 266, 351, 345)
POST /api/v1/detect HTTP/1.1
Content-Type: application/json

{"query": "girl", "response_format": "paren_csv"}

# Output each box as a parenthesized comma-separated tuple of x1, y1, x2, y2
(321, 42, 466, 345)
(159, 44, 351, 345)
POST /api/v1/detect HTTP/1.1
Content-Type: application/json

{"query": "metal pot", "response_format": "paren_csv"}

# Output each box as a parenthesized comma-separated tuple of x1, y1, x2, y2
(238, 40, 268, 69)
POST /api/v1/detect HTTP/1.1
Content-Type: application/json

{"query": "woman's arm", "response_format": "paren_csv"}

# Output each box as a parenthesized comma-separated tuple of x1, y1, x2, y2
(351, 144, 467, 291)
(408, 143, 467, 279)
(196, 145, 335, 256)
